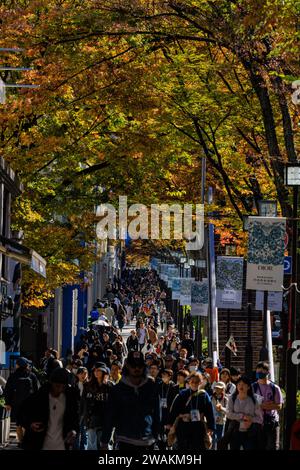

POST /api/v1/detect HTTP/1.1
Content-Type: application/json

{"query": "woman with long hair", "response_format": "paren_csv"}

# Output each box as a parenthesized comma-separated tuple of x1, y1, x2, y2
(81, 363, 111, 450)
(226, 375, 263, 450)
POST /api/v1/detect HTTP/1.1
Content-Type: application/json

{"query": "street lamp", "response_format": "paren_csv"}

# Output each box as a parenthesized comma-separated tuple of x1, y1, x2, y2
(284, 161, 300, 448)
(257, 200, 278, 363)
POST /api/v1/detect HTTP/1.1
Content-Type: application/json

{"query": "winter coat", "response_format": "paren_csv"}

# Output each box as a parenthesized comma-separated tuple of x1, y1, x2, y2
(102, 375, 160, 446)
(17, 383, 80, 450)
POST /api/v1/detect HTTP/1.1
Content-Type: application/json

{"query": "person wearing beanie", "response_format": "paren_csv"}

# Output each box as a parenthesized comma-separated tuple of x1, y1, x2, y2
(17, 366, 79, 450)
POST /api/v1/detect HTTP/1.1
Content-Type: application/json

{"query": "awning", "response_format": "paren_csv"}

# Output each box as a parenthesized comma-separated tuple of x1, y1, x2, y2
(0, 235, 46, 278)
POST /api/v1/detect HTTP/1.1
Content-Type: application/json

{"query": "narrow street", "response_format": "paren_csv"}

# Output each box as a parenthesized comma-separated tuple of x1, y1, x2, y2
(0, 1, 300, 459)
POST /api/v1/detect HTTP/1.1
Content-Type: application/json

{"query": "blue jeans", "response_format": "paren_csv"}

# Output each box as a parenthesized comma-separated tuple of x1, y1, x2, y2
(213, 424, 225, 449)
(87, 428, 102, 450)
(74, 422, 87, 450)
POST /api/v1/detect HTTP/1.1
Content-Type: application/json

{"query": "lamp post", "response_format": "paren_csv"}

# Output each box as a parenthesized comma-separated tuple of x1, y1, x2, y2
(284, 162, 300, 448)
(178, 257, 186, 337)
(257, 200, 278, 362)
(242, 214, 254, 372)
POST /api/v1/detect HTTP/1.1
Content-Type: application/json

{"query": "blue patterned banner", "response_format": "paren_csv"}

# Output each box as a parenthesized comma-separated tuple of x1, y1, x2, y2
(167, 267, 180, 287)
(150, 258, 159, 271)
(160, 264, 173, 282)
(172, 277, 182, 300)
(191, 280, 209, 316)
(180, 278, 194, 306)
(246, 217, 286, 292)
(216, 257, 244, 309)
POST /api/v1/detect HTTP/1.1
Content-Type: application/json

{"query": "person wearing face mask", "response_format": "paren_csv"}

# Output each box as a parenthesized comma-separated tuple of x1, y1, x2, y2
(157, 369, 177, 450)
(252, 361, 283, 450)
(188, 358, 201, 374)
(168, 372, 215, 450)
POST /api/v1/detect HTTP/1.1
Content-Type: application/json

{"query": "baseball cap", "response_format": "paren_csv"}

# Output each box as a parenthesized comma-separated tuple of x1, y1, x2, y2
(94, 362, 110, 374)
(111, 361, 122, 369)
(50, 367, 70, 385)
(126, 351, 145, 367)
(214, 381, 226, 390)
(145, 354, 154, 360)
(16, 357, 30, 368)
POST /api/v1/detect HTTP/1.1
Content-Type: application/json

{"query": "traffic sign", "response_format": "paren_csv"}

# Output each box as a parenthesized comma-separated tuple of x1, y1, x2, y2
(284, 256, 292, 275)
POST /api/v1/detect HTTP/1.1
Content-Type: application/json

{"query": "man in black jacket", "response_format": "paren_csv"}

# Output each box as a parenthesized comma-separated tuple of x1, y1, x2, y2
(4, 357, 39, 445)
(18, 367, 80, 450)
(101, 351, 160, 450)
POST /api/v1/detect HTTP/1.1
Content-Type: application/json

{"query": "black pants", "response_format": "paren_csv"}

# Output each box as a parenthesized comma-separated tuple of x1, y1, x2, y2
(260, 424, 280, 450)
(176, 421, 208, 451)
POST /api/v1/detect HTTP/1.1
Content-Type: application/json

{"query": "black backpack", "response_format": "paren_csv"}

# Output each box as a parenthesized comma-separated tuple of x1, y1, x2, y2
(252, 381, 276, 401)
(15, 375, 33, 403)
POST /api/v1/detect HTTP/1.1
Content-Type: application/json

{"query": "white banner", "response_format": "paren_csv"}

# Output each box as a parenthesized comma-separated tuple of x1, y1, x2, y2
(191, 280, 209, 317)
(255, 291, 283, 312)
(246, 217, 286, 292)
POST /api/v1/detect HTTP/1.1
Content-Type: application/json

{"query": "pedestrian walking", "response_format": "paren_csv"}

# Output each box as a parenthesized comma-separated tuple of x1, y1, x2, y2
(18, 367, 79, 450)
(101, 351, 160, 450)
(137, 322, 148, 352)
(211, 382, 228, 449)
(4, 357, 39, 446)
(226, 375, 263, 450)
(168, 372, 215, 450)
(82, 362, 111, 450)
(252, 361, 283, 450)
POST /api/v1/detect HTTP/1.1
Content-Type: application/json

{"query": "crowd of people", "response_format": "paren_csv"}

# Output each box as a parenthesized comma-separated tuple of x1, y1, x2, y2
(0, 268, 287, 450)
